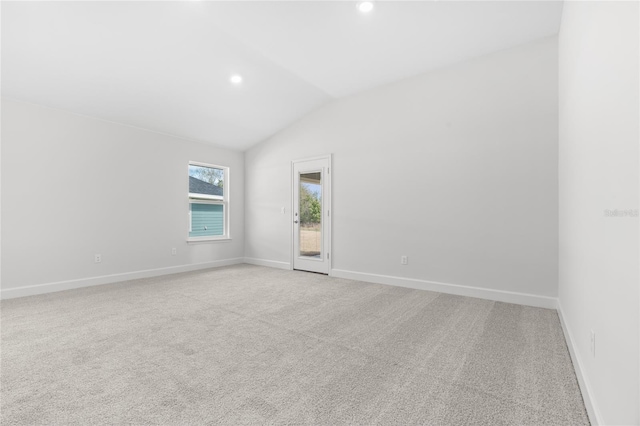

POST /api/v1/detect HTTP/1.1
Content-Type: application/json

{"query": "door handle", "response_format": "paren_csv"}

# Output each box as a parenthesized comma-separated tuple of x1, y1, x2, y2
(294, 220, 299, 224)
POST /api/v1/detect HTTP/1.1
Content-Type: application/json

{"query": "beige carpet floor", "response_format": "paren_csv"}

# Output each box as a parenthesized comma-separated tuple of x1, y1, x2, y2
(1, 264, 589, 425)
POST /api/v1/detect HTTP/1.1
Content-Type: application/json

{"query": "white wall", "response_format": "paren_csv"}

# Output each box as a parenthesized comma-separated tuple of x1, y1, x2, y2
(558, 1, 639, 425)
(1, 99, 244, 297)
(245, 37, 559, 305)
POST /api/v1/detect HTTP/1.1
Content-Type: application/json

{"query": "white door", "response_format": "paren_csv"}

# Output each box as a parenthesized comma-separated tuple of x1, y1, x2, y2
(292, 156, 331, 274)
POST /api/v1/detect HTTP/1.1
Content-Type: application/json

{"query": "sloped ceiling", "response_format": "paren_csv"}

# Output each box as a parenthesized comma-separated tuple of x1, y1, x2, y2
(1, 1, 563, 150)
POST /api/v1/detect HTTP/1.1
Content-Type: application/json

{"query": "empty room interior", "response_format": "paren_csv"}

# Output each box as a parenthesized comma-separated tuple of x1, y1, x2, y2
(1, 1, 639, 425)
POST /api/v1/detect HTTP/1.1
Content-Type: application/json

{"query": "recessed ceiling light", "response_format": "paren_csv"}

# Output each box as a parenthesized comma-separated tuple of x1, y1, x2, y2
(357, 1, 374, 13)
(230, 74, 243, 85)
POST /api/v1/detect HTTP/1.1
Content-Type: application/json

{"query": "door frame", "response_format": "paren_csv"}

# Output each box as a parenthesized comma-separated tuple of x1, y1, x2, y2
(291, 154, 332, 275)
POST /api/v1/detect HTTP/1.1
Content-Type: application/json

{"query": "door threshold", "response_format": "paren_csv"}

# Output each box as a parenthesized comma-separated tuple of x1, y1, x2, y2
(293, 269, 328, 276)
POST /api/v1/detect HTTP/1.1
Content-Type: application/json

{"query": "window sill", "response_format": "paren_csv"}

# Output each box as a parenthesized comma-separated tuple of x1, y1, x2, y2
(187, 237, 232, 244)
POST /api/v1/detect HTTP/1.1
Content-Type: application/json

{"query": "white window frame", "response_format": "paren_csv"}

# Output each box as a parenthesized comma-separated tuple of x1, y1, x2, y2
(187, 161, 230, 243)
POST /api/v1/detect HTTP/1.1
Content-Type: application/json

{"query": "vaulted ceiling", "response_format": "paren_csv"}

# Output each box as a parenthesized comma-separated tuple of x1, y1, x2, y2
(1, 1, 563, 150)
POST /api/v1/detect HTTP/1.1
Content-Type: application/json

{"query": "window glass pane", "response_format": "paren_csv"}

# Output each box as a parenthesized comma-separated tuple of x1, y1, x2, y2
(299, 172, 321, 258)
(189, 165, 224, 198)
(190, 203, 224, 237)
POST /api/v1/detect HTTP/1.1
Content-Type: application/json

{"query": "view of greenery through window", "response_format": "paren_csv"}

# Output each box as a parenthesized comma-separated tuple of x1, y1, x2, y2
(300, 183, 321, 224)
(299, 181, 321, 257)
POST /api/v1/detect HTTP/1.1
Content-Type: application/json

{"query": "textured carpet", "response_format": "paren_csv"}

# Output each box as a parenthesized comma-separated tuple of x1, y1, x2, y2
(1, 264, 588, 425)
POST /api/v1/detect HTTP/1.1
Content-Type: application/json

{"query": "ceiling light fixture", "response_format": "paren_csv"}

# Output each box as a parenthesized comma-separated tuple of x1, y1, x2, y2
(230, 74, 243, 85)
(357, 1, 374, 13)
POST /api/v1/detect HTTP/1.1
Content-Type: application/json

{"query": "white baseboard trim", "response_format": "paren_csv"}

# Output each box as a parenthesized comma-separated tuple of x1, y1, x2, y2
(243, 257, 291, 270)
(331, 268, 558, 309)
(557, 300, 602, 426)
(0, 258, 245, 300)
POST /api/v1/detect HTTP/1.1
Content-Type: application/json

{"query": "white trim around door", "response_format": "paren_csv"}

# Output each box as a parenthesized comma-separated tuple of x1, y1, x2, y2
(291, 155, 332, 275)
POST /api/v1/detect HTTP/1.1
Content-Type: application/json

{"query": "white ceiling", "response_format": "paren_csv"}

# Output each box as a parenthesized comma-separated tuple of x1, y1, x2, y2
(2, 1, 563, 151)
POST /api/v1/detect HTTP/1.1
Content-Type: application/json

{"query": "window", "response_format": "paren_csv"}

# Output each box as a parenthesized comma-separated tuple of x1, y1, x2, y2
(188, 162, 229, 241)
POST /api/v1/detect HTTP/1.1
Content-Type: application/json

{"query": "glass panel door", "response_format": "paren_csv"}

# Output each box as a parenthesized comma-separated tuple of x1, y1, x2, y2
(299, 171, 322, 259)
(292, 156, 330, 275)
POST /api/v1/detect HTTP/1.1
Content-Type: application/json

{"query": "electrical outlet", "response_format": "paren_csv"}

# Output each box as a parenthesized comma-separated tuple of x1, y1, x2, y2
(590, 330, 596, 357)
(401, 255, 408, 265)
(171, 248, 177, 256)
(94, 254, 102, 263)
